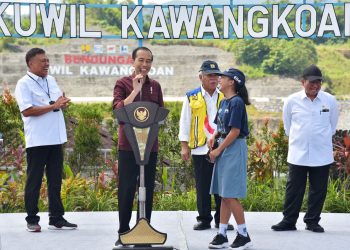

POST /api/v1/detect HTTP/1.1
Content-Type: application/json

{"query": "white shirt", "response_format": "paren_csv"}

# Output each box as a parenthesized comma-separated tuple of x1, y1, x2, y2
(283, 90, 339, 167)
(179, 86, 221, 155)
(15, 71, 67, 148)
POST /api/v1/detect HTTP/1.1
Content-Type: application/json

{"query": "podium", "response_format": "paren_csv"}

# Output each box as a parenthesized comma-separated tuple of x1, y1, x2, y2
(113, 102, 173, 250)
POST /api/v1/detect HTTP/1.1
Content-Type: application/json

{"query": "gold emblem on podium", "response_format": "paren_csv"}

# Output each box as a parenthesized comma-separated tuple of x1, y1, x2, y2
(133, 127, 149, 161)
(134, 107, 149, 122)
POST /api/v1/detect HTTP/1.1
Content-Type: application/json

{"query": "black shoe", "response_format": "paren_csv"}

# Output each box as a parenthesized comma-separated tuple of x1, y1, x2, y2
(305, 223, 324, 233)
(209, 233, 229, 249)
(271, 221, 296, 231)
(114, 239, 123, 248)
(230, 233, 252, 249)
(215, 223, 234, 231)
(48, 218, 77, 230)
(193, 221, 211, 230)
(114, 239, 133, 249)
(27, 222, 41, 232)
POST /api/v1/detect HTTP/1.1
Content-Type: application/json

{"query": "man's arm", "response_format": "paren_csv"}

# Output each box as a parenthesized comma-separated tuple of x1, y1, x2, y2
(15, 79, 70, 117)
(113, 75, 144, 109)
(282, 98, 291, 136)
(179, 97, 191, 161)
(22, 96, 70, 117)
(330, 96, 339, 135)
(157, 82, 164, 107)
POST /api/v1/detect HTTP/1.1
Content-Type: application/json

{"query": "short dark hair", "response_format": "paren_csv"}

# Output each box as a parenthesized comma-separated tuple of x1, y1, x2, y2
(25, 48, 46, 67)
(132, 47, 153, 61)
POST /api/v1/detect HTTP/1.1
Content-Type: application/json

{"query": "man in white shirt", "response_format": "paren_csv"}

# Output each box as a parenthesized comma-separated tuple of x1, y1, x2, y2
(15, 48, 77, 232)
(272, 65, 339, 233)
(179, 60, 233, 231)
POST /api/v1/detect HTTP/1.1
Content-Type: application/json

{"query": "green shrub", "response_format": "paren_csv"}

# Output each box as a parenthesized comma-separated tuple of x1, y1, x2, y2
(231, 39, 271, 66)
(0, 88, 24, 147)
(66, 104, 103, 175)
(157, 102, 195, 191)
(262, 39, 317, 76)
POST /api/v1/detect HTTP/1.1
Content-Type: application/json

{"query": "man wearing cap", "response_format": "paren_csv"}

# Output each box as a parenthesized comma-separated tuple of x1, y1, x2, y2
(272, 65, 339, 233)
(179, 60, 233, 231)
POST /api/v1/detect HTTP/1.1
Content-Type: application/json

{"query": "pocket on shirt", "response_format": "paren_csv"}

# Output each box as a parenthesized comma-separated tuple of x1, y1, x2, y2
(291, 109, 305, 123)
(32, 90, 48, 105)
(318, 111, 330, 125)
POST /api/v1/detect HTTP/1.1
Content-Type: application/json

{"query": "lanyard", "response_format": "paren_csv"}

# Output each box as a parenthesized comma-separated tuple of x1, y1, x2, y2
(27, 74, 51, 100)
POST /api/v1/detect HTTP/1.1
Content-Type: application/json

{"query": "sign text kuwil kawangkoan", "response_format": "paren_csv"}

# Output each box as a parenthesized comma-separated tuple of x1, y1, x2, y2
(1, 3, 350, 39)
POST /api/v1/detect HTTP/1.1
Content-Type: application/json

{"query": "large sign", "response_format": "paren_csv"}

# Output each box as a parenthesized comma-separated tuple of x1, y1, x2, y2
(1, 2, 350, 39)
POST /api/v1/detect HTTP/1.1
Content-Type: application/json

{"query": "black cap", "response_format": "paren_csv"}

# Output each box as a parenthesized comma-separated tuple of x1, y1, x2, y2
(199, 60, 221, 74)
(302, 65, 323, 81)
(218, 68, 246, 86)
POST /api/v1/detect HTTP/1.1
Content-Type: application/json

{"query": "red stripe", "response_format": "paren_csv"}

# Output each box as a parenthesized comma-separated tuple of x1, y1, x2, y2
(204, 116, 215, 134)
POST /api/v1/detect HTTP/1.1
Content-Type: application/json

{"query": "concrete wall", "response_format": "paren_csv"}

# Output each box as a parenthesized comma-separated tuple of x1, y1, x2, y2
(0, 39, 235, 97)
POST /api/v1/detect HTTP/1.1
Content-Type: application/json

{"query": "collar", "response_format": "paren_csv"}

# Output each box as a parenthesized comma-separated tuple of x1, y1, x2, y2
(27, 71, 40, 80)
(27, 71, 47, 82)
(300, 90, 322, 101)
(200, 85, 220, 97)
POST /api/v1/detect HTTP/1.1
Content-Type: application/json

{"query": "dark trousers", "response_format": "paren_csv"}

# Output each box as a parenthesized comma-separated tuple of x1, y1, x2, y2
(25, 145, 64, 224)
(117, 150, 157, 234)
(192, 155, 221, 224)
(282, 163, 331, 225)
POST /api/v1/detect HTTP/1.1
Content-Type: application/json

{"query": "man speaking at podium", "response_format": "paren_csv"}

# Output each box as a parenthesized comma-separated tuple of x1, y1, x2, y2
(112, 47, 164, 247)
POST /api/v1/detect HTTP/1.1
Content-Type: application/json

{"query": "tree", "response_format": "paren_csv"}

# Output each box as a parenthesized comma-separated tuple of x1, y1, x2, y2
(261, 39, 317, 76)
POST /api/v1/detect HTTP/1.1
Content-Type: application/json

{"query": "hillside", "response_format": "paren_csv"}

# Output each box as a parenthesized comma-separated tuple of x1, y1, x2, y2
(0, 38, 302, 98)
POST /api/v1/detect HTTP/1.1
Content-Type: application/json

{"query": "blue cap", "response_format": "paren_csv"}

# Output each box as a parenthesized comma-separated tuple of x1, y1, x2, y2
(199, 60, 221, 74)
(219, 68, 245, 86)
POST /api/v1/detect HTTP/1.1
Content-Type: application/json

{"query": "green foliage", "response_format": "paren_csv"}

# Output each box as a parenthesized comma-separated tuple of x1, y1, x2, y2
(242, 179, 285, 211)
(1, 100, 350, 213)
(229, 38, 318, 77)
(248, 119, 288, 182)
(0, 88, 24, 147)
(262, 39, 318, 76)
(0, 173, 26, 212)
(317, 44, 350, 97)
(324, 179, 350, 213)
(230, 40, 271, 66)
(66, 104, 103, 175)
(61, 175, 118, 211)
(63, 163, 74, 179)
(332, 130, 350, 180)
(153, 190, 197, 211)
(2, 172, 350, 213)
(270, 122, 289, 178)
(157, 102, 195, 191)
(0, 89, 26, 174)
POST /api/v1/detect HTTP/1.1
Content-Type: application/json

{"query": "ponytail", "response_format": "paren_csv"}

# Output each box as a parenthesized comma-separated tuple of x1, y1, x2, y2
(237, 85, 250, 105)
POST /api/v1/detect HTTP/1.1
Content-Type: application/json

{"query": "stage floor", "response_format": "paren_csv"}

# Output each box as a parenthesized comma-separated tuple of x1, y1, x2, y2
(0, 211, 349, 250)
